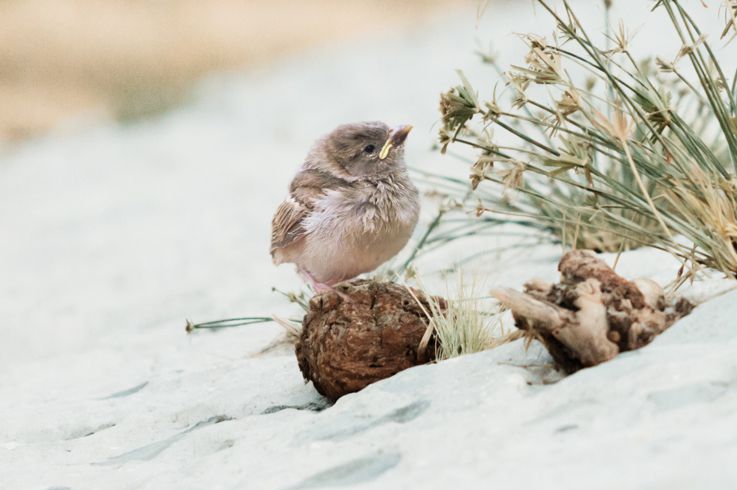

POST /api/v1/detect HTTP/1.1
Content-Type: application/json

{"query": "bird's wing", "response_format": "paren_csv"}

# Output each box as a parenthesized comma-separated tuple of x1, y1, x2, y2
(270, 196, 309, 255)
(270, 169, 350, 257)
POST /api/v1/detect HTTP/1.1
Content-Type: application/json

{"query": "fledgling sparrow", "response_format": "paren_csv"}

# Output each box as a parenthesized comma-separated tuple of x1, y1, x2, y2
(270, 121, 420, 293)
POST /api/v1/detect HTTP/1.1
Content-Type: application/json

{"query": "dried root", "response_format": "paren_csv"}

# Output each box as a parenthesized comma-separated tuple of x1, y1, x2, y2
(492, 250, 694, 373)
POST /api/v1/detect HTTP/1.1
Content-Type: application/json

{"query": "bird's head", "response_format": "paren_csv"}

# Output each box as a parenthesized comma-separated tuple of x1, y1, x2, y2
(318, 121, 412, 178)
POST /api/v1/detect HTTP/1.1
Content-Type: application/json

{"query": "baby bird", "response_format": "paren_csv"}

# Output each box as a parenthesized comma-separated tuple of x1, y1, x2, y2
(271, 121, 420, 293)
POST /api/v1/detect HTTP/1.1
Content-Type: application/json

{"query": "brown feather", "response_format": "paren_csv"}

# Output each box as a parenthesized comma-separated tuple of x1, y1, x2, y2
(270, 198, 307, 253)
(270, 169, 351, 260)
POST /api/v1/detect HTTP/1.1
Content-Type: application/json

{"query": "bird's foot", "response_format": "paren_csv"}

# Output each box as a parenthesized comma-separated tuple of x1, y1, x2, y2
(298, 268, 351, 301)
(313, 282, 352, 302)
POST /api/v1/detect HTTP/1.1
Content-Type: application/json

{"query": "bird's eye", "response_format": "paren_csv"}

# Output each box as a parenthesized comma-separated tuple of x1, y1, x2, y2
(363, 144, 376, 154)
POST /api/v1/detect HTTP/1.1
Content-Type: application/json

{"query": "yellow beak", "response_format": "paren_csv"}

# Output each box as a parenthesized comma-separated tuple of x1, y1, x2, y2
(379, 124, 413, 160)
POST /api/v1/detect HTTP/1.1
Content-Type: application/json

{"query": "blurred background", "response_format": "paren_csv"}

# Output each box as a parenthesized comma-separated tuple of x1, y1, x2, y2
(0, 0, 465, 144)
(5, 1, 737, 488)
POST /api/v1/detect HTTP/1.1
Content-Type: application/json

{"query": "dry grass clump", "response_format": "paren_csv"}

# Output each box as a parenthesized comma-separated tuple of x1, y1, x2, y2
(436, 0, 737, 277)
(407, 276, 515, 361)
(427, 290, 510, 360)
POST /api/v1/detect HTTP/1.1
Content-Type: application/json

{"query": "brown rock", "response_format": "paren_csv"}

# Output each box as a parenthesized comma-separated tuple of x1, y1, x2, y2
(295, 280, 440, 401)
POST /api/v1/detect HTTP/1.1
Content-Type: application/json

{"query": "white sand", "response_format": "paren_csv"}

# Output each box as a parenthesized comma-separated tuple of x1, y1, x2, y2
(2, 2, 737, 489)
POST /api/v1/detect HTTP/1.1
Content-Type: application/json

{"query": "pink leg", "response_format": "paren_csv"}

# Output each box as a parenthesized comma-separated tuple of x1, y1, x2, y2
(297, 268, 350, 301)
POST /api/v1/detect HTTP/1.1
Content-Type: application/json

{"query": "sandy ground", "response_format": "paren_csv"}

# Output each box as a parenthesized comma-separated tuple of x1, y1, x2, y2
(2, 1, 737, 488)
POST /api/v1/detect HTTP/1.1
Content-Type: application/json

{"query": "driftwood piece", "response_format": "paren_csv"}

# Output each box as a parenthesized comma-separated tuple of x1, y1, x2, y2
(295, 280, 442, 401)
(492, 250, 694, 373)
